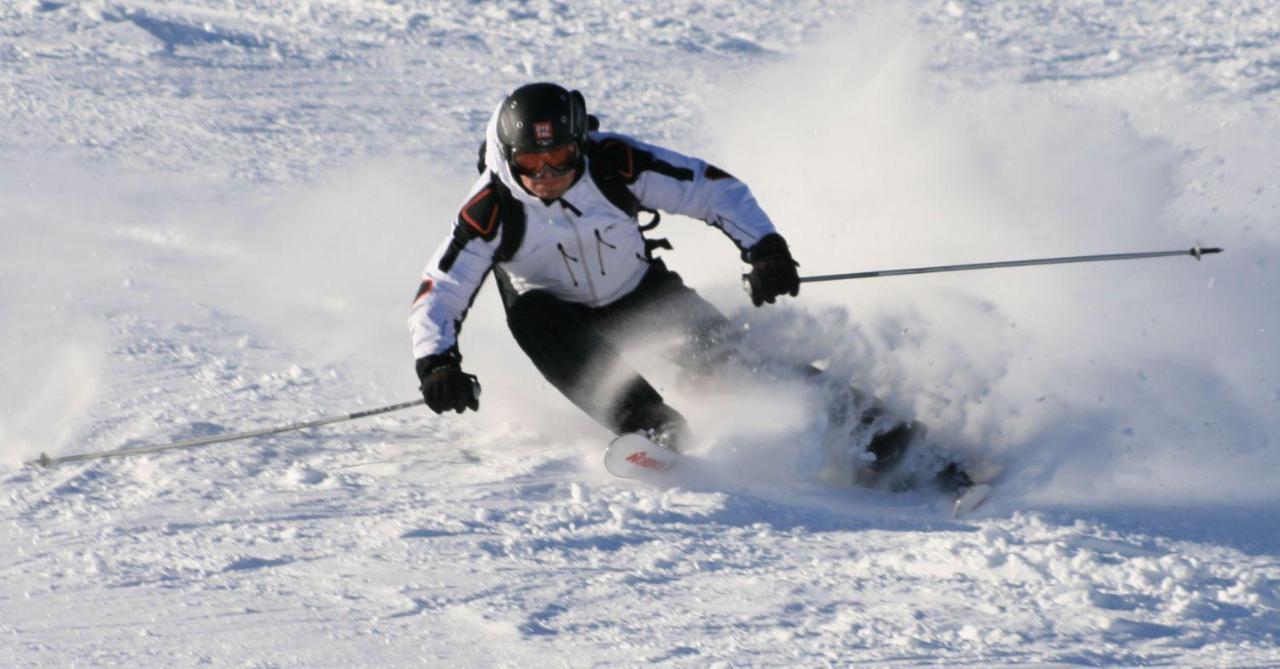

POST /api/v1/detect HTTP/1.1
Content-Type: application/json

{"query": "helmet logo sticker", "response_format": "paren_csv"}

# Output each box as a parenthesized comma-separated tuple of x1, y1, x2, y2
(534, 121, 553, 141)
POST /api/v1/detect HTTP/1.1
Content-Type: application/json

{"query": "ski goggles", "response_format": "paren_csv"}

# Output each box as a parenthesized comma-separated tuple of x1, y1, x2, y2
(510, 143, 579, 178)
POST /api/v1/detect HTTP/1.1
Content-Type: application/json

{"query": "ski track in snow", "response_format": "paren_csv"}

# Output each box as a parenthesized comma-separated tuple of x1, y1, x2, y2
(3, 1, 1280, 666)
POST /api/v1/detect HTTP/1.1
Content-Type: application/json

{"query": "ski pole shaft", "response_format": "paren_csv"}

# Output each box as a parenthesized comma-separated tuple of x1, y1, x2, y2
(798, 245, 1221, 284)
(27, 398, 426, 468)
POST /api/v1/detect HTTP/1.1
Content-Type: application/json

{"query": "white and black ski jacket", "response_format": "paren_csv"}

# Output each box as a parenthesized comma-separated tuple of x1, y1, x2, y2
(409, 107, 779, 361)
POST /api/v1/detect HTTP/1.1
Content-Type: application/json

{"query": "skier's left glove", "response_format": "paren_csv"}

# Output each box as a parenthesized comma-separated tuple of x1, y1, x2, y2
(415, 354, 481, 414)
(744, 233, 800, 307)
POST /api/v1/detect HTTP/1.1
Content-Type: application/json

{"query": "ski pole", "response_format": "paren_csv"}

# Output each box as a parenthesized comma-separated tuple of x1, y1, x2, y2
(26, 398, 426, 468)
(796, 245, 1221, 284)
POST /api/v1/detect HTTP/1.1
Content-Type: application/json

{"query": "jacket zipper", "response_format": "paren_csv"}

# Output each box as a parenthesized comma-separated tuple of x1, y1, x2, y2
(560, 200, 600, 303)
(593, 230, 616, 276)
(556, 243, 579, 287)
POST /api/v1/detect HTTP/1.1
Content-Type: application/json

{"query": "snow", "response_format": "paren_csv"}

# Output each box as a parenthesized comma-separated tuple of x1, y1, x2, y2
(2, 1, 1279, 666)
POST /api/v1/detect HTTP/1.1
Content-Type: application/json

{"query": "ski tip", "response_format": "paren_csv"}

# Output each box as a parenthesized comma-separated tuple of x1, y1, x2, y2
(604, 433, 680, 479)
(953, 483, 992, 518)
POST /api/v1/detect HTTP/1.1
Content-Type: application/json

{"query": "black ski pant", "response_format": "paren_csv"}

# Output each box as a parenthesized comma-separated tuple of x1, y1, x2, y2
(504, 261, 735, 435)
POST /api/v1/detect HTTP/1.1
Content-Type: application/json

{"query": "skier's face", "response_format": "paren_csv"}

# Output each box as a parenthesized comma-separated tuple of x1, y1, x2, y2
(519, 169, 577, 199)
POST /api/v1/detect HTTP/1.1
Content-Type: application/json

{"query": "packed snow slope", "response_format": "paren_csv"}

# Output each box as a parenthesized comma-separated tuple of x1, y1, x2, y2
(3, 1, 1279, 666)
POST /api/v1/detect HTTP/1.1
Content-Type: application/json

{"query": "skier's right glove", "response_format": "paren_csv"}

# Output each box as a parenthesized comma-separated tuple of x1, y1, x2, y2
(415, 354, 481, 414)
(743, 233, 800, 307)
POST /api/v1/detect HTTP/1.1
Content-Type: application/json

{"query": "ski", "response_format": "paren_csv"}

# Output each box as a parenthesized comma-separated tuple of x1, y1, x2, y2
(953, 483, 992, 517)
(603, 417, 992, 517)
(603, 432, 680, 478)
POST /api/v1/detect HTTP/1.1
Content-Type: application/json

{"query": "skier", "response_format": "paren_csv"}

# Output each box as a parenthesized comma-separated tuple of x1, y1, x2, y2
(407, 82, 800, 453)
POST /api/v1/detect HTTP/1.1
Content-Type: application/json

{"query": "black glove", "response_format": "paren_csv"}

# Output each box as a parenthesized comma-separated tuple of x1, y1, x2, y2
(744, 233, 800, 307)
(415, 354, 480, 414)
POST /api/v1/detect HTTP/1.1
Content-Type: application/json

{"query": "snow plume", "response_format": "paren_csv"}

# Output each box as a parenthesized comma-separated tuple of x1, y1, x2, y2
(0, 158, 126, 464)
(0, 345, 104, 467)
(687, 11, 1280, 506)
(212, 158, 471, 392)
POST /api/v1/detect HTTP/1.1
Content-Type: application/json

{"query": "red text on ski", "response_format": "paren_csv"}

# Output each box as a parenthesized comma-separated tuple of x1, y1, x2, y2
(625, 451, 670, 471)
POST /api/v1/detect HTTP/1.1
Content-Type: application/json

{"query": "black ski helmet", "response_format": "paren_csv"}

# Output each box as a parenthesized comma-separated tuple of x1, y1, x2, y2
(495, 83, 588, 161)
